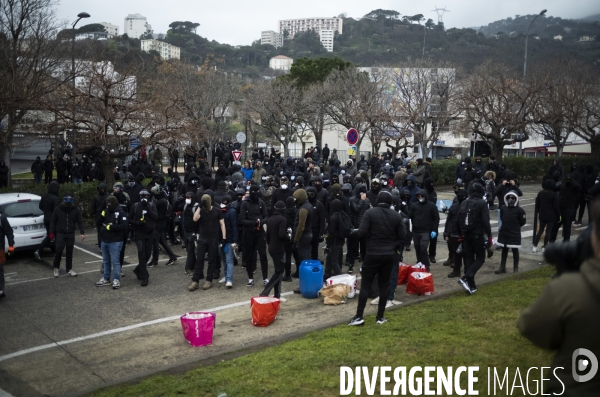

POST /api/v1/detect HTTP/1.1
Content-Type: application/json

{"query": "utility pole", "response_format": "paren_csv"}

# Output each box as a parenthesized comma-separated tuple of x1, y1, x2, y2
(524, 9, 547, 77)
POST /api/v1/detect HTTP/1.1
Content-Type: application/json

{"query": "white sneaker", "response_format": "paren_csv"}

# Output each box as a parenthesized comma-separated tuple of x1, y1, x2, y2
(226, 281, 232, 288)
(112, 279, 120, 289)
(370, 297, 380, 305)
(66, 270, 77, 277)
(385, 301, 394, 308)
(279, 297, 287, 302)
(542, 247, 545, 254)
(95, 278, 110, 287)
(53, 268, 59, 278)
(263, 278, 269, 286)
(532, 246, 537, 253)
(391, 300, 402, 306)
(218, 277, 226, 284)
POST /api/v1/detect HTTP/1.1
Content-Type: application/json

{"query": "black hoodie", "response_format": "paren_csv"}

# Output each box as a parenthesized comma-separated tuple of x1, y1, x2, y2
(326, 199, 347, 246)
(39, 181, 60, 223)
(51, 203, 84, 235)
(408, 189, 440, 234)
(266, 204, 288, 254)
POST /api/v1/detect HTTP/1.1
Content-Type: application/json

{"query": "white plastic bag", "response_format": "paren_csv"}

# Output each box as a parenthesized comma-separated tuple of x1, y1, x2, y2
(326, 274, 357, 298)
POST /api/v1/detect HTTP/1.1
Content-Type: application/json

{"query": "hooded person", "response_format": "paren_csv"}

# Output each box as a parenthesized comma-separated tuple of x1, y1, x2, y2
(218, 195, 238, 288)
(445, 189, 468, 277)
(30, 156, 43, 183)
(124, 175, 143, 204)
(273, 175, 293, 208)
(327, 182, 347, 217)
(423, 177, 439, 263)
(325, 199, 347, 279)
(306, 186, 326, 261)
(50, 192, 85, 278)
(146, 185, 178, 268)
(238, 184, 269, 287)
(188, 193, 226, 292)
(404, 175, 419, 203)
(291, 189, 313, 291)
(348, 191, 406, 326)
(407, 189, 440, 271)
(366, 178, 382, 207)
(129, 189, 158, 287)
(95, 196, 129, 289)
(34, 181, 61, 260)
(260, 200, 290, 298)
(0, 161, 8, 187)
(347, 182, 371, 273)
(495, 191, 526, 274)
(533, 179, 560, 253)
(413, 158, 428, 186)
(91, 183, 108, 247)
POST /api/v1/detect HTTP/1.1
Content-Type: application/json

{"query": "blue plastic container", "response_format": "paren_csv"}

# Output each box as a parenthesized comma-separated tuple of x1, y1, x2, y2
(299, 260, 323, 299)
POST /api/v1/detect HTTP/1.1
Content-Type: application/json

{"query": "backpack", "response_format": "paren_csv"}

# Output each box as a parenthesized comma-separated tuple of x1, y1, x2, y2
(458, 198, 481, 234)
(335, 211, 353, 239)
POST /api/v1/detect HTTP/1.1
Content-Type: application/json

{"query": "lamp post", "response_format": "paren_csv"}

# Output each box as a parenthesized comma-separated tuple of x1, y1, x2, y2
(71, 12, 90, 160)
(523, 9, 546, 77)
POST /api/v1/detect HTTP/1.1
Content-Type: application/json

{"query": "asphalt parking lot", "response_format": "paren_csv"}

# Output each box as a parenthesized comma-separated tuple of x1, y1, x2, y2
(0, 182, 586, 397)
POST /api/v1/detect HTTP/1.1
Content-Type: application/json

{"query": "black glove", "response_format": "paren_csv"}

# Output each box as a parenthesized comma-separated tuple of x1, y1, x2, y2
(291, 242, 298, 252)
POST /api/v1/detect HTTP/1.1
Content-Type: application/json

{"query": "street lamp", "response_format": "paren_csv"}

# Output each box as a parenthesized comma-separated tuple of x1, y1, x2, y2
(523, 9, 547, 77)
(71, 12, 90, 160)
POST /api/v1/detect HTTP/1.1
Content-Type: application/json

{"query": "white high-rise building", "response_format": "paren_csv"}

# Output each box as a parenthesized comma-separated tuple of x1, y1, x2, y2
(278, 17, 343, 39)
(261, 31, 283, 48)
(141, 40, 180, 60)
(100, 22, 119, 36)
(269, 55, 294, 71)
(124, 13, 152, 39)
(319, 29, 334, 52)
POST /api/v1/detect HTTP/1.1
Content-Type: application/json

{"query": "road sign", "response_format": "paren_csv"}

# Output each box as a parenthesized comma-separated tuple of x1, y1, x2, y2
(346, 128, 359, 146)
(232, 150, 243, 162)
(129, 135, 140, 149)
(236, 132, 246, 143)
(347, 145, 357, 156)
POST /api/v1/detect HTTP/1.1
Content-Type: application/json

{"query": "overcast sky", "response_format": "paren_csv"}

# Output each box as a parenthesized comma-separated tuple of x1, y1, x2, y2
(55, 0, 599, 46)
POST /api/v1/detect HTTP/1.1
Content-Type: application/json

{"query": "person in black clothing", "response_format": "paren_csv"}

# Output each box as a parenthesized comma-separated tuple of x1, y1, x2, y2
(576, 164, 596, 226)
(347, 184, 370, 273)
(43, 156, 54, 184)
(148, 185, 178, 267)
(458, 183, 493, 295)
(260, 201, 290, 299)
(408, 189, 439, 271)
(291, 189, 313, 289)
(495, 191, 526, 274)
(348, 191, 405, 326)
(446, 189, 467, 278)
(91, 183, 108, 248)
(188, 194, 226, 291)
(550, 175, 580, 243)
(0, 212, 15, 298)
(307, 187, 326, 261)
(95, 196, 129, 289)
(50, 193, 85, 278)
(71, 161, 84, 184)
(129, 190, 157, 286)
(282, 196, 297, 281)
(322, 144, 330, 164)
(533, 179, 560, 253)
(238, 185, 269, 287)
(30, 157, 43, 184)
(0, 161, 9, 188)
(34, 181, 60, 260)
(180, 191, 198, 275)
(424, 177, 438, 263)
(324, 199, 346, 279)
(494, 172, 523, 234)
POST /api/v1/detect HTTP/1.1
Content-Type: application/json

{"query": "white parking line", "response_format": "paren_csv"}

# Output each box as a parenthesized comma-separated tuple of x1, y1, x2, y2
(73, 244, 103, 259)
(0, 289, 293, 363)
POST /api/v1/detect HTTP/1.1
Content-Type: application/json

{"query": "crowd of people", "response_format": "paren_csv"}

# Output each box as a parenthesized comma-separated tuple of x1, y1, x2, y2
(3, 142, 599, 326)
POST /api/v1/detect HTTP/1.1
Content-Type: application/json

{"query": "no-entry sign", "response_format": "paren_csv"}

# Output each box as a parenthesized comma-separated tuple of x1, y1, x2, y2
(346, 128, 359, 146)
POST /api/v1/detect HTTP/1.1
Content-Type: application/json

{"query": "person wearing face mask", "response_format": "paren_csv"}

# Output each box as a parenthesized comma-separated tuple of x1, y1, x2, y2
(291, 189, 313, 288)
(306, 187, 326, 261)
(328, 173, 340, 191)
(217, 196, 238, 288)
(262, 176, 277, 216)
(404, 175, 419, 203)
(238, 185, 269, 287)
(473, 157, 484, 178)
(348, 184, 371, 273)
(189, 194, 226, 291)
(95, 196, 128, 289)
(391, 152, 404, 170)
(180, 191, 198, 275)
(260, 200, 290, 299)
(424, 178, 438, 264)
(408, 189, 439, 272)
(86, 161, 99, 183)
(399, 188, 413, 252)
(129, 190, 158, 287)
(251, 161, 266, 185)
(356, 154, 369, 172)
(147, 185, 178, 268)
(495, 192, 526, 274)
(366, 178, 382, 207)
(50, 193, 85, 278)
(326, 183, 347, 219)
(446, 189, 468, 278)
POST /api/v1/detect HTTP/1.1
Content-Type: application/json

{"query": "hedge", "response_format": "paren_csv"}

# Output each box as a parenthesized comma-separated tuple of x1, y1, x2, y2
(428, 156, 598, 186)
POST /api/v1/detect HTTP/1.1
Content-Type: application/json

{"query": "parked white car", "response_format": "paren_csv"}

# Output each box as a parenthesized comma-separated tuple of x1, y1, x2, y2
(0, 193, 47, 250)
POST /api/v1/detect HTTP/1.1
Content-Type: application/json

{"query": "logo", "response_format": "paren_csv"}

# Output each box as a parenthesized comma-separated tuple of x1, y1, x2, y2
(572, 348, 598, 383)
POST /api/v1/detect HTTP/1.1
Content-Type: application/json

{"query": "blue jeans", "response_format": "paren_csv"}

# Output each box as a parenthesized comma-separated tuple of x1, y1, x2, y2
(102, 241, 124, 281)
(34, 174, 42, 183)
(221, 243, 234, 282)
(73, 177, 82, 184)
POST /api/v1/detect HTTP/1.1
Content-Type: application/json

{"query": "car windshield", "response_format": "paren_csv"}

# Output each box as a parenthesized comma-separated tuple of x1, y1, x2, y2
(0, 200, 43, 217)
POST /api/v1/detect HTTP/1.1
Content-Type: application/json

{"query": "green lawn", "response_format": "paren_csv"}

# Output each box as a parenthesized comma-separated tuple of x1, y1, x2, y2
(92, 267, 555, 397)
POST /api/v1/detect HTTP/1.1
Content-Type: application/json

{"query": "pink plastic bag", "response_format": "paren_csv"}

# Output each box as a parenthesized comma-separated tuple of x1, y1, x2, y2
(180, 312, 216, 347)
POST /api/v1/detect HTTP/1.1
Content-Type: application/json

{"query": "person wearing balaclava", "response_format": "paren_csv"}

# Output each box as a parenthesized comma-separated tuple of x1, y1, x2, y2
(283, 196, 298, 281)
(30, 156, 43, 184)
(33, 181, 61, 261)
(306, 186, 326, 261)
(95, 196, 128, 289)
(238, 185, 269, 287)
(326, 183, 347, 218)
(366, 178, 382, 207)
(91, 183, 108, 248)
(260, 201, 289, 299)
(495, 191, 525, 274)
(129, 189, 157, 287)
(423, 177, 438, 264)
(313, 176, 328, 207)
(180, 191, 198, 275)
(50, 192, 85, 278)
(446, 189, 468, 278)
(348, 191, 405, 326)
(329, 173, 340, 191)
(347, 183, 371, 273)
(325, 199, 347, 280)
(188, 194, 226, 291)
(147, 185, 178, 268)
(291, 189, 313, 291)
(408, 189, 439, 272)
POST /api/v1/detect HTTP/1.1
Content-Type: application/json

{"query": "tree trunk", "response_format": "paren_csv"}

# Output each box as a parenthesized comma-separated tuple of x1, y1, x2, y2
(101, 152, 114, 187)
(315, 113, 324, 148)
(490, 141, 504, 160)
(419, 141, 428, 159)
(283, 142, 289, 158)
(591, 141, 600, 160)
(301, 140, 306, 157)
(556, 144, 564, 157)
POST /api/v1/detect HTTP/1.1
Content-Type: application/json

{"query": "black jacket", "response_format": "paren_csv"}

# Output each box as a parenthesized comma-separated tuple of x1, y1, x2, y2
(494, 181, 523, 208)
(536, 181, 560, 222)
(310, 199, 326, 234)
(128, 201, 158, 234)
(444, 201, 462, 238)
(50, 204, 84, 235)
(408, 190, 440, 234)
(498, 193, 526, 247)
(266, 212, 288, 254)
(460, 184, 492, 238)
(31, 160, 43, 175)
(182, 202, 198, 235)
(0, 165, 9, 181)
(559, 179, 581, 209)
(43, 159, 54, 173)
(96, 207, 128, 243)
(0, 213, 15, 250)
(327, 199, 347, 247)
(39, 181, 60, 223)
(357, 204, 405, 256)
(238, 197, 268, 233)
(349, 194, 371, 228)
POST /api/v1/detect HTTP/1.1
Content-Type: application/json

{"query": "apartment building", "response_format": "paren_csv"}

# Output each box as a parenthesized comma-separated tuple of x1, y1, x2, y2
(278, 17, 343, 38)
(261, 30, 283, 48)
(269, 55, 294, 71)
(100, 22, 119, 36)
(141, 40, 180, 60)
(319, 29, 334, 51)
(124, 13, 152, 39)
(75, 32, 114, 41)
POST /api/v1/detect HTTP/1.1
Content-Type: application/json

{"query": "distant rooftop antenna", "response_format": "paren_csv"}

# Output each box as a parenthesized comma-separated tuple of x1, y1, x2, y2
(432, 6, 450, 25)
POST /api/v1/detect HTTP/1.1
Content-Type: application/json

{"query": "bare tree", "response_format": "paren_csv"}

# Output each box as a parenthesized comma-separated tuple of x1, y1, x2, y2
(568, 65, 600, 159)
(458, 61, 540, 159)
(0, 0, 67, 184)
